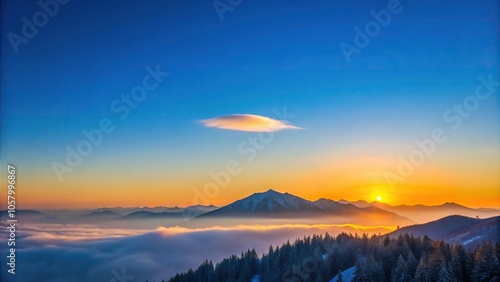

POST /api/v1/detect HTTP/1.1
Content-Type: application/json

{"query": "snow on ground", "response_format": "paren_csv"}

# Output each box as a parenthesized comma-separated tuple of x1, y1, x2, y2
(462, 235, 484, 246)
(329, 266, 356, 282)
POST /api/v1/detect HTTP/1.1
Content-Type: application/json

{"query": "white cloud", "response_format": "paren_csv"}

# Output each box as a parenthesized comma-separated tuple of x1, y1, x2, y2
(200, 114, 302, 132)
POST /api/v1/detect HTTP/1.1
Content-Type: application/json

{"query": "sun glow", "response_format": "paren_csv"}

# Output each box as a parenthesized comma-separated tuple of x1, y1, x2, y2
(376, 195, 382, 202)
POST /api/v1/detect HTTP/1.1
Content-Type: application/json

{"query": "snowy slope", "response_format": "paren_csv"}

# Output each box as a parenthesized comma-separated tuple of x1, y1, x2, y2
(329, 266, 356, 282)
(388, 215, 500, 247)
(198, 189, 324, 217)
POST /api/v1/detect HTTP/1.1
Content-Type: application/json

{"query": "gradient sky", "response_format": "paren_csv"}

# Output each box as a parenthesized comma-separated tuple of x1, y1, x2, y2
(1, 0, 499, 209)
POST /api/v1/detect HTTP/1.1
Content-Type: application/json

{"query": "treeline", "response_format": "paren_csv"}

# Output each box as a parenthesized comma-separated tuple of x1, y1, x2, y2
(164, 233, 499, 282)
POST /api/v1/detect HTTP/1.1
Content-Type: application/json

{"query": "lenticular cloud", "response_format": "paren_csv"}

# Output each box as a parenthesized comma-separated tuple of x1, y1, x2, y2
(200, 114, 302, 132)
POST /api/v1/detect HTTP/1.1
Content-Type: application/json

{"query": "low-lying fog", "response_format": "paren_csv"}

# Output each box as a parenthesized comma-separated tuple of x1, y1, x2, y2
(0, 220, 393, 282)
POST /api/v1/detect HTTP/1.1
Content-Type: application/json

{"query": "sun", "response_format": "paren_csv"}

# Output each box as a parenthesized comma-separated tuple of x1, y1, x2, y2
(376, 195, 382, 202)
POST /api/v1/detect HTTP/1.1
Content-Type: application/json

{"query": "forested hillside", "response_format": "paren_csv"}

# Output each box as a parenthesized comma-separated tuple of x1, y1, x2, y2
(165, 233, 499, 282)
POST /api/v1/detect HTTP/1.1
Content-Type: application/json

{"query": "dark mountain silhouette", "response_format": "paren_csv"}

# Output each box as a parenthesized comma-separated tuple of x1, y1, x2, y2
(119, 211, 186, 220)
(343, 200, 499, 223)
(74, 210, 122, 220)
(197, 189, 324, 217)
(389, 215, 500, 247)
(192, 190, 412, 227)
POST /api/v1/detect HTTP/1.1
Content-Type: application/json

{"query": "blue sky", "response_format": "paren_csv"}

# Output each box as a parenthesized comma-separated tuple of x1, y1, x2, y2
(1, 0, 499, 207)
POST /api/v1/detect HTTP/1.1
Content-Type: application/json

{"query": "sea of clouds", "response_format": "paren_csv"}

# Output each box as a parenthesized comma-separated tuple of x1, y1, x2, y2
(0, 223, 391, 282)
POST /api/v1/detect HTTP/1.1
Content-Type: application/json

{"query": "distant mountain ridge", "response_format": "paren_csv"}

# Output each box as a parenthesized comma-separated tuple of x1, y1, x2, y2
(313, 198, 360, 213)
(0, 204, 219, 225)
(198, 189, 324, 217)
(342, 200, 500, 223)
(193, 189, 412, 227)
(388, 215, 500, 247)
(3, 191, 498, 227)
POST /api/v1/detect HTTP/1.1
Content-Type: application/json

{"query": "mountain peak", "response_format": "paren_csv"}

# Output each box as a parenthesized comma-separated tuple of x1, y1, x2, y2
(315, 198, 330, 202)
(199, 189, 322, 216)
(264, 188, 280, 194)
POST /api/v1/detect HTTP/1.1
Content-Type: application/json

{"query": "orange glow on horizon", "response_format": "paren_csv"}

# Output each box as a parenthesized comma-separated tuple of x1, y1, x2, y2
(11, 152, 500, 210)
(18, 181, 500, 210)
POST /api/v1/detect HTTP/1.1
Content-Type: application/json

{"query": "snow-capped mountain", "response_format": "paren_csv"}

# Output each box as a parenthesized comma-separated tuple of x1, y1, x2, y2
(198, 189, 324, 217)
(194, 189, 412, 226)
